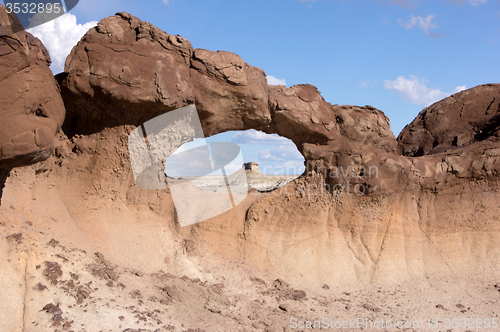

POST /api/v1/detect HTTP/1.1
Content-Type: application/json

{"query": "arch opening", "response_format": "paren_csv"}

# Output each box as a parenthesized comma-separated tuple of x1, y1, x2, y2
(168, 129, 305, 177)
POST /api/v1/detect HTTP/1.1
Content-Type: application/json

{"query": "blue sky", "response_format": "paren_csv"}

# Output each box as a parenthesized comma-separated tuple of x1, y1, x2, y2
(24, 0, 500, 174)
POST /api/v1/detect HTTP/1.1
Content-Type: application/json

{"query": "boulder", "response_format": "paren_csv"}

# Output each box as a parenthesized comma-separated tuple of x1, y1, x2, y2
(58, 12, 270, 137)
(0, 5, 65, 168)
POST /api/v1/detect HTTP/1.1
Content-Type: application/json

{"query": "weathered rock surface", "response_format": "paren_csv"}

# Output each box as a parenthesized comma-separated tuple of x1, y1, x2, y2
(58, 12, 408, 195)
(0, 5, 65, 168)
(1, 10, 500, 332)
(50, 14, 500, 289)
(58, 12, 269, 136)
(398, 83, 500, 157)
(397, 83, 500, 192)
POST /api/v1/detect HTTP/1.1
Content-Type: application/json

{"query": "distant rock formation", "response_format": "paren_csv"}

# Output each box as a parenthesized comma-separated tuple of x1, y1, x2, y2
(0, 5, 65, 168)
(243, 162, 259, 172)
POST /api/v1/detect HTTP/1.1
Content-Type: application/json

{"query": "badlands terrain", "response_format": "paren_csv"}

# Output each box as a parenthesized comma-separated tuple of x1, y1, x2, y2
(1, 7, 500, 332)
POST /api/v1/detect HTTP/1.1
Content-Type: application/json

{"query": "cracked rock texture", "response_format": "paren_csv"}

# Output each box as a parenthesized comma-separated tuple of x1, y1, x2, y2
(0, 5, 65, 168)
(1, 10, 500, 332)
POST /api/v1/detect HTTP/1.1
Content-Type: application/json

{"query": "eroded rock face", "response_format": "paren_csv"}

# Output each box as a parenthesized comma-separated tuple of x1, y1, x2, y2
(59, 12, 270, 137)
(398, 84, 500, 157)
(2, 12, 500, 331)
(59, 12, 408, 195)
(0, 5, 65, 168)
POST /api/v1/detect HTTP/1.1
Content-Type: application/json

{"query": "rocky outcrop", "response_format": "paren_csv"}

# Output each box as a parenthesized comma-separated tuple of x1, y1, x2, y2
(58, 12, 408, 195)
(58, 12, 269, 136)
(396, 84, 500, 191)
(1, 10, 500, 332)
(398, 84, 500, 157)
(0, 6, 65, 168)
(1, 9, 498, 285)
(47, 11, 500, 288)
(50, 11, 500, 283)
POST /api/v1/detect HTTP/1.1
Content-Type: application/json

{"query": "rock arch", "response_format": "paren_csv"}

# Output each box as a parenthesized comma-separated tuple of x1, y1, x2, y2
(57, 12, 406, 195)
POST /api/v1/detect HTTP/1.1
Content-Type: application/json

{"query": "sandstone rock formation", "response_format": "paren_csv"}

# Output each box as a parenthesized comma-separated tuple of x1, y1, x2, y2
(40, 10, 500, 290)
(41, 11, 500, 288)
(0, 5, 65, 169)
(398, 83, 500, 157)
(397, 83, 500, 191)
(1, 10, 500, 332)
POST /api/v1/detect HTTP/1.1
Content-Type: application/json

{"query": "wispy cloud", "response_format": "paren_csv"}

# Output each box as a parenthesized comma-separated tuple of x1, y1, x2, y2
(377, 0, 420, 10)
(446, 0, 487, 5)
(266, 75, 287, 86)
(258, 145, 305, 175)
(384, 75, 466, 107)
(162, 0, 170, 4)
(399, 14, 436, 34)
(258, 145, 304, 162)
(357, 79, 378, 88)
(398, 14, 445, 38)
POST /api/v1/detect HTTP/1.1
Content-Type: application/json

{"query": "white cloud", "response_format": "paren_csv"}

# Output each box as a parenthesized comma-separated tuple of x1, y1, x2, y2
(259, 145, 304, 162)
(399, 14, 438, 35)
(27, 13, 97, 74)
(384, 75, 466, 107)
(232, 129, 294, 146)
(25, 10, 62, 29)
(172, 138, 207, 155)
(446, 0, 487, 5)
(266, 75, 287, 86)
(378, 0, 486, 11)
(162, 0, 170, 4)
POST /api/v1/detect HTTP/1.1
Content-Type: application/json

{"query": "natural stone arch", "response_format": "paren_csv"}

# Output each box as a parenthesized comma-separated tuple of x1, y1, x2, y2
(58, 12, 406, 196)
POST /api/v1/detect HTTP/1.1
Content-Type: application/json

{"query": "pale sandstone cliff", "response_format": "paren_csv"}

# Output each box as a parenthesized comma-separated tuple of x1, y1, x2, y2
(1, 10, 500, 332)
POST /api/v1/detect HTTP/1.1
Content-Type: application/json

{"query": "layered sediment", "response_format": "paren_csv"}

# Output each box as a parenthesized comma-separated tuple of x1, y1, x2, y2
(1, 9, 500, 332)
